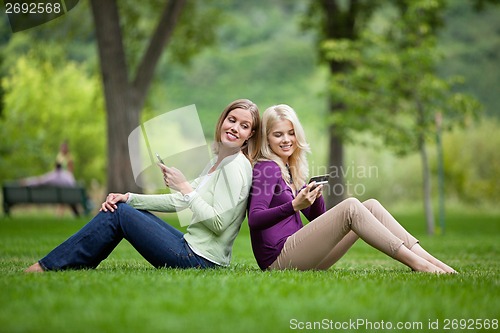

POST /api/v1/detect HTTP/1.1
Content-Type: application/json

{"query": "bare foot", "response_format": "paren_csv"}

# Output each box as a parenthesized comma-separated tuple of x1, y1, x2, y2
(395, 246, 446, 274)
(413, 259, 446, 274)
(25, 262, 45, 273)
(431, 259, 457, 274)
(411, 244, 457, 274)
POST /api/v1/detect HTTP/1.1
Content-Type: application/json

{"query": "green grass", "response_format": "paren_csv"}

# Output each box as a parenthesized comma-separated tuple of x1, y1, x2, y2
(0, 209, 499, 333)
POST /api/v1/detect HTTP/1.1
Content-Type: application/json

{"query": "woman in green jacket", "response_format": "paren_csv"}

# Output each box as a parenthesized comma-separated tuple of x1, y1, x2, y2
(26, 99, 261, 272)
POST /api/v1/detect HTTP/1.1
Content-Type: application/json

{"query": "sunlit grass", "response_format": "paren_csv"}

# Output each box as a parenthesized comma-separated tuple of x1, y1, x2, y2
(0, 210, 498, 333)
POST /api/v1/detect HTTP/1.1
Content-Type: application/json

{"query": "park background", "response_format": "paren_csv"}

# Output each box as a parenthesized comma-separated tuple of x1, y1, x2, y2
(0, 1, 499, 333)
(1, 0, 500, 213)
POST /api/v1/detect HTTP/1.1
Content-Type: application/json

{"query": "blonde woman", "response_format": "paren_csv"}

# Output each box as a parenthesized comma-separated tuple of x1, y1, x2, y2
(248, 104, 456, 273)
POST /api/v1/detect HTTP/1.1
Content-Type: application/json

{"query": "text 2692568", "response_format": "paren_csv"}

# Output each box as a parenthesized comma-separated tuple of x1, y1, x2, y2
(5, 2, 62, 14)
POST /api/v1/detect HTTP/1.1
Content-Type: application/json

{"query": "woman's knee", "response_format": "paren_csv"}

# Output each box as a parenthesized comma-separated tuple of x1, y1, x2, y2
(327, 197, 364, 231)
(115, 202, 129, 212)
(336, 197, 365, 217)
(340, 197, 362, 208)
(111, 203, 141, 224)
(362, 198, 380, 211)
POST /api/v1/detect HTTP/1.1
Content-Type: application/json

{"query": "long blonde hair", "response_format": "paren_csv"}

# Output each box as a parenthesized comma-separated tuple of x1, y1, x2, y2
(258, 104, 310, 190)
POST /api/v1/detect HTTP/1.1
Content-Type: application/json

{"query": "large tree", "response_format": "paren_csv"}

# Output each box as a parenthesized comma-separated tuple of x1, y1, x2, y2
(321, 0, 481, 234)
(304, 0, 381, 208)
(89, 0, 186, 193)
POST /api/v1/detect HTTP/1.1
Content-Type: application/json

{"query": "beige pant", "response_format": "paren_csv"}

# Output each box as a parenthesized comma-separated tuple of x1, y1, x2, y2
(269, 198, 419, 270)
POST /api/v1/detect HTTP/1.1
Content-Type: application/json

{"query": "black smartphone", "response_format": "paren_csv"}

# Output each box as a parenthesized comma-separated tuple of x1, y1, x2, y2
(309, 174, 329, 189)
(155, 153, 165, 165)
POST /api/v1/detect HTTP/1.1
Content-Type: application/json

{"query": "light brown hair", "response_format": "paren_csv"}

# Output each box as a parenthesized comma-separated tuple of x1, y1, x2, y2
(213, 99, 261, 163)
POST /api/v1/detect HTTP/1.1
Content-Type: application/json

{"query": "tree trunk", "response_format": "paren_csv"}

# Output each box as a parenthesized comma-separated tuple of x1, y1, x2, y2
(319, 0, 359, 208)
(419, 135, 435, 235)
(435, 112, 445, 234)
(90, 0, 186, 194)
(90, 0, 138, 194)
(327, 96, 345, 208)
(416, 102, 435, 235)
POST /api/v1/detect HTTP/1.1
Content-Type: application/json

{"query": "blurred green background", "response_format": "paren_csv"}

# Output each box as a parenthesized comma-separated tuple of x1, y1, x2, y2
(1, 0, 499, 216)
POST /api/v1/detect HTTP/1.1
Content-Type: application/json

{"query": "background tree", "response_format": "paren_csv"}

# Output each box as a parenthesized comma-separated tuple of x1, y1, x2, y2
(0, 0, 219, 194)
(322, 0, 481, 234)
(1, 1, 498, 212)
(90, 0, 186, 193)
(89, 0, 221, 193)
(303, 0, 382, 208)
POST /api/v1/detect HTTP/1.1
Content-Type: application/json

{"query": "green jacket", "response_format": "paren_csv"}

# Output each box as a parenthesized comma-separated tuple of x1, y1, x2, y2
(127, 152, 252, 266)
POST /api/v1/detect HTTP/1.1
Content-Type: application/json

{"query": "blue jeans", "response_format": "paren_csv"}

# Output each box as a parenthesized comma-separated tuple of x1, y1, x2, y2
(39, 203, 217, 270)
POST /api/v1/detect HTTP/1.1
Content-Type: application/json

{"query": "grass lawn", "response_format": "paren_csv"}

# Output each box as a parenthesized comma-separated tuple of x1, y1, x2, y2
(0, 208, 498, 333)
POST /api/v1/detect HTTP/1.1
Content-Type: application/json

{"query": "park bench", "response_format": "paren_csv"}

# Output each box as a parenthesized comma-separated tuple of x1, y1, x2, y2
(2, 182, 92, 217)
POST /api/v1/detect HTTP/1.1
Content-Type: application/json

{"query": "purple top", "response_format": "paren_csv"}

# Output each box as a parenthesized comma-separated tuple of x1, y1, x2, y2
(248, 160, 325, 270)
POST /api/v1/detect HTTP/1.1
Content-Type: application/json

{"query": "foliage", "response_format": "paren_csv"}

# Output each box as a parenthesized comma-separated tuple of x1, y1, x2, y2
(339, 119, 500, 208)
(0, 52, 106, 186)
(439, 118, 500, 203)
(437, 0, 500, 117)
(0, 1, 95, 68)
(302, 0, 381, 53)
(321, 0, 482, 155)
(150, 1, 323, 138)
(0, 211, 498, 333)
(89, 0, 226, 193)
(118, 0, 222, 72)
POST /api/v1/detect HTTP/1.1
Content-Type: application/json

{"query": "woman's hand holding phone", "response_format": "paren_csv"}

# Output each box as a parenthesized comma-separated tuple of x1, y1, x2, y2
(155, 153, 165, 165)
(292, 182, 323, 212)
(309, 175, 329, 190)
(158, 163, 193, 195)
